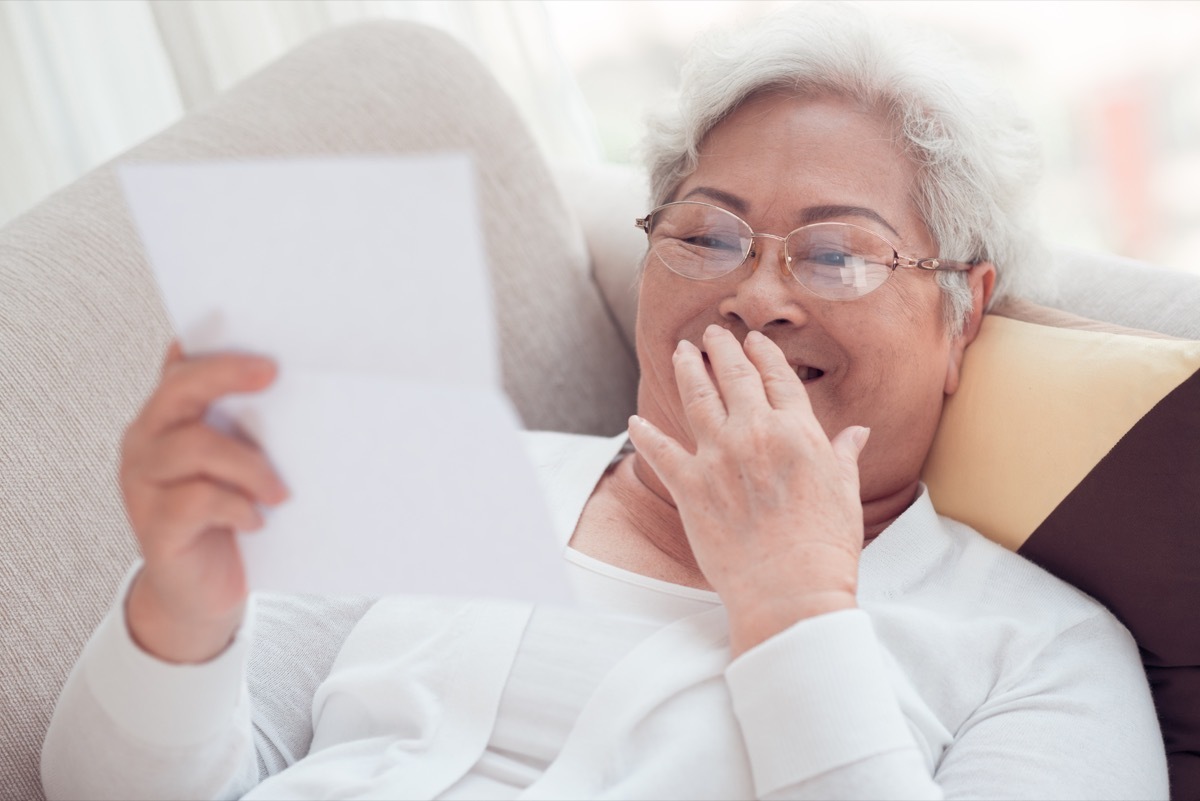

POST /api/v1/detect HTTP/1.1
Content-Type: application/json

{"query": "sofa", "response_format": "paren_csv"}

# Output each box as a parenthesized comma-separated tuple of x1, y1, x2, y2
(3, 21, 1199, 801)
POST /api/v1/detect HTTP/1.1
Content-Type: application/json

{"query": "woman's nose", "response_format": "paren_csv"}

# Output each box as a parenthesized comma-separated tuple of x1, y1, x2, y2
(718, 237, 812, 331)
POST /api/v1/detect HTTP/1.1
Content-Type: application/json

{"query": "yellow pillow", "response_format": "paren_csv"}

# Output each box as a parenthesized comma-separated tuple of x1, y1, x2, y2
(924, 313, 1200, 549)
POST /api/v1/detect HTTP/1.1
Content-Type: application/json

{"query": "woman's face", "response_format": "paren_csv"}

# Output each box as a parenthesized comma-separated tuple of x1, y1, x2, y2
(634, 91, 992, 516)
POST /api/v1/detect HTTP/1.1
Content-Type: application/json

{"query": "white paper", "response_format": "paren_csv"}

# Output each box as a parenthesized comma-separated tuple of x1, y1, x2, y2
(119, 155, 569, 603)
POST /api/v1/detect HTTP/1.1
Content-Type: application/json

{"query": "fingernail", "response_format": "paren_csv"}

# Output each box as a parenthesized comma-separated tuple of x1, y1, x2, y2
(746, 330, 765, 345)
(704, 324, 724, 338)
(629, 414, 645, 427)
(853, 426, 871, 451)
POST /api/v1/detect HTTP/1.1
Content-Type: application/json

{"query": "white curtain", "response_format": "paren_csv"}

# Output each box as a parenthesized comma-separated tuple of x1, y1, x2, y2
(0, 0, 601, 225)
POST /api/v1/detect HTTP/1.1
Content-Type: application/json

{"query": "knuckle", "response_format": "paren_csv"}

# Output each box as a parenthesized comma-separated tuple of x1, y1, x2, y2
(117, 459, 138, 490)
(650, 433, 676, 457)
(168, 484, 216, 524)
(118, 438, 136, 471)
(121, 414, 143, 443)
(684, 383, 720, 409)
(154, 370, 185, 401)
(728, 416, 770, 443)
(747, 423, 775, 450)
(182, 425, 235, 471)
(721, 361, 756, 382)
(764, 363, 797, 384)
(158, 372, 211, 420)
(118, 434, 139, 469)
(121, 414, 153, 457)
(137, 439, 177, 480)
(181, 425, 219, 460)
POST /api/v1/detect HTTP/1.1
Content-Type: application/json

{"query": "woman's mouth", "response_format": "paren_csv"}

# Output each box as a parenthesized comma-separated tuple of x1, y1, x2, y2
(794, 364, 825, 383)
(698, 351, 825, 384)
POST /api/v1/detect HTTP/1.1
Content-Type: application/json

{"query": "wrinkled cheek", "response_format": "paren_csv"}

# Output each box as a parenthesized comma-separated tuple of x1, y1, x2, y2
(633, 325, 682, 422)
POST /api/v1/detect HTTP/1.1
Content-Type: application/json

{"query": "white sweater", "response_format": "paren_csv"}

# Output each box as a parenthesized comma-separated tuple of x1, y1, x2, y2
(42, 432, 1168, 800)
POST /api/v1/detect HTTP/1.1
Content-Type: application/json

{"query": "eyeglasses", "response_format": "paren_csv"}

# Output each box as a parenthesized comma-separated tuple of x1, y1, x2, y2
(635, 201, 974, 301)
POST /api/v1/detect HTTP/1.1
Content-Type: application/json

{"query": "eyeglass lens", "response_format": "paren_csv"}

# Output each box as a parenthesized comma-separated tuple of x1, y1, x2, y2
(647, 203, 896, 300)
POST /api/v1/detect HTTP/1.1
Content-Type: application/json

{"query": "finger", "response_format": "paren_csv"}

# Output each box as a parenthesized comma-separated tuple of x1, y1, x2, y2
(141, 352, 277, 434)
(141, 482, 264, 559)
(743, 330, 813, 414)
(162, 340, 185, 375)
(702, 325, 768, 414)
(139, 424, 289, 504)
(627, 414, 691, 492)
(673, 338, 727, 435)
(830, 425, 870, 488)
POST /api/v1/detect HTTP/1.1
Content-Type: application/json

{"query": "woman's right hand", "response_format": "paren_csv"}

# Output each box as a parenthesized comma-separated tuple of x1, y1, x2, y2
(120, 342, 289, 664)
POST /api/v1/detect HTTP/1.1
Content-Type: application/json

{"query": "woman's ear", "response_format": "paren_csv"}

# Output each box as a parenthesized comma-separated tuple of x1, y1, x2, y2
(944, 262, 996, 395)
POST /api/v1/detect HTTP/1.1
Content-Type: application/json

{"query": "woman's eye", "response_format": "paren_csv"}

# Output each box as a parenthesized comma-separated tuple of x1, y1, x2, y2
(683, 234, 741, 252)
(808, 248, 851, 267)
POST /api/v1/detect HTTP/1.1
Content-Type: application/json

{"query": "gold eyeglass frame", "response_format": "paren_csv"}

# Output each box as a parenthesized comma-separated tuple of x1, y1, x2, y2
(635, 200, 975, 296)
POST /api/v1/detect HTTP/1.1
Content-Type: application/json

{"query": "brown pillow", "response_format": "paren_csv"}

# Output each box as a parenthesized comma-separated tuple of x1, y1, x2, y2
(922, 300, 1200, 798)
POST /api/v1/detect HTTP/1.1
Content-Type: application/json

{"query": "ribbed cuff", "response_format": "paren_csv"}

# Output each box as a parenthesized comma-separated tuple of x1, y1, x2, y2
(82, 563, 254, 749)
(725, 609, 914, 797)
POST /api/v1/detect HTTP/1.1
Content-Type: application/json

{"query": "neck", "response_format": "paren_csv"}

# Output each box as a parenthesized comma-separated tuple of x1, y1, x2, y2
(860, 480, 922, 544)
(624, 446, 918, 560)
(614, 454, 708, 585)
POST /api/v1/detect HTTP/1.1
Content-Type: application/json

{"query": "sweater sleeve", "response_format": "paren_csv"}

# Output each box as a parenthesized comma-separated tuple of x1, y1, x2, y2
(931, 607, 1168, 800)
(725, 609, 940, 800)
(725, 607, 1168, 800)
(41, 566, 261, 801)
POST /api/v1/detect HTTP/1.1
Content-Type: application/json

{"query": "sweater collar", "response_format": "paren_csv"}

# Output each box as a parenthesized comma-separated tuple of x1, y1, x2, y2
(858, 486, 955, 601)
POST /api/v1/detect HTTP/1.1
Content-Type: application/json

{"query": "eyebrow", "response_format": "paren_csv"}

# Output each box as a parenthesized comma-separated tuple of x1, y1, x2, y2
(680, 186, 749, 214)
(800, 204, 900, 239)
(679, 187, 901, 239)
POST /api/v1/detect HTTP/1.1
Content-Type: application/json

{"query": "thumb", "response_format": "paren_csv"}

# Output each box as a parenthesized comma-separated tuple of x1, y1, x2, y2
(830, 425, 870, 480)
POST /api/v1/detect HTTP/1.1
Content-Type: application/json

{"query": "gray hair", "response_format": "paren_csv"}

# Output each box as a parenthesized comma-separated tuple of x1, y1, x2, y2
(642, 2, 1047, 335)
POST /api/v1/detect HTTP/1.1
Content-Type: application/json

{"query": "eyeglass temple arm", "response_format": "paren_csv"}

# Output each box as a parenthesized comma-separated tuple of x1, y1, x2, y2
(897, 256, 976, 272)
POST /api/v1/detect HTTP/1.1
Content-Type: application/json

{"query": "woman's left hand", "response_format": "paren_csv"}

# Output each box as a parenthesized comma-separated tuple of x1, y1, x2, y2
(627, 324, 870, 658)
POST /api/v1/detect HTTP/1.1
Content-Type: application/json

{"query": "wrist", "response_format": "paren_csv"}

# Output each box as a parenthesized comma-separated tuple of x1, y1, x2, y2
(126, 569, 245, 664)
(726, 589, 857, 659)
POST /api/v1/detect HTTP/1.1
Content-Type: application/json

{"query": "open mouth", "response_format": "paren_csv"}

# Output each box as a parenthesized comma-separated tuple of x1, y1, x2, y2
(699, 352, 825, 384)
(794, 364, 825, 383)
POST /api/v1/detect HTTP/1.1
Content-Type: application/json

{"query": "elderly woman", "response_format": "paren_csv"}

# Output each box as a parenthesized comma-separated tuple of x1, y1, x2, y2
(44, 4, 1167, 799)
